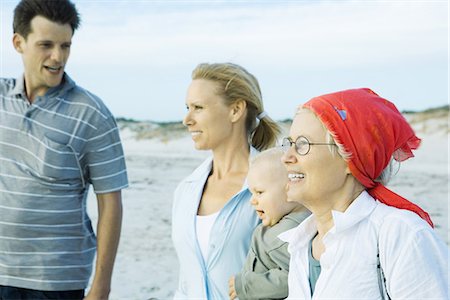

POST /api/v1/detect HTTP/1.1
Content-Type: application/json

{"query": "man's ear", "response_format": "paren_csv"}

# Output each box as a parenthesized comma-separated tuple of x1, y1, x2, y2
(13, 33, 25, 53)
(229, 99, 247, 123)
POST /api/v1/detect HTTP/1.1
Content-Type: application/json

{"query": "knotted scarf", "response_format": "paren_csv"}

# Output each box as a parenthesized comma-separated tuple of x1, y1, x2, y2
(303, 88, 433, 227)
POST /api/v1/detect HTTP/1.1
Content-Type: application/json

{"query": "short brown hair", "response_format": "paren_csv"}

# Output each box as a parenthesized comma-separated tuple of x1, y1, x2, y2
(13, 0, 81, 38)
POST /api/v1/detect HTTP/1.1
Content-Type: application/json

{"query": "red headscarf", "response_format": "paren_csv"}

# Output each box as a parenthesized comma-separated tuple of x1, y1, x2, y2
(303, 88, 433, 227)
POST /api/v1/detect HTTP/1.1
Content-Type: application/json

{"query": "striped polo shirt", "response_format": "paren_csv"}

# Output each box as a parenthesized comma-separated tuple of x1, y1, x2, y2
(0, 74, 128, 291)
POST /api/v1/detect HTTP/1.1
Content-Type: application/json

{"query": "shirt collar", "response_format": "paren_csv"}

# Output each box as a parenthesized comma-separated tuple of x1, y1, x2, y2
(330, 190, 376, 234)
(184, 156, 213, 183)
(279, 190, 377, 252)
(278, 214, 316, 252)
(9, 73, 76, 99)
(10, 76, 26, 97)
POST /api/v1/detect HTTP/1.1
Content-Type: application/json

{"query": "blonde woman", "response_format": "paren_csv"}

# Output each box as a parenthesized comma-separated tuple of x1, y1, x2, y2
(172, 63, 280, 299)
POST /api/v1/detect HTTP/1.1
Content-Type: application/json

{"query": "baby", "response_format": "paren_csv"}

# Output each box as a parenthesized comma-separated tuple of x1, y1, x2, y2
(229, 148, 310, 300)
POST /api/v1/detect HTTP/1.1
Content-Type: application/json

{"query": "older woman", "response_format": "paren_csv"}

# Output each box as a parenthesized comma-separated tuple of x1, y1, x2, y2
(172, 63, 281, 299)
(280, 88, 448, 299)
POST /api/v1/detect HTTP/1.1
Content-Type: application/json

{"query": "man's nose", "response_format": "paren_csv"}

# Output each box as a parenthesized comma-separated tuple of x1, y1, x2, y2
(50, 47, 63, 62)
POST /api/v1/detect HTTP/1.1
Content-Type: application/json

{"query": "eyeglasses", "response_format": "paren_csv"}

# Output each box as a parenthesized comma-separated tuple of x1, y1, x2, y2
(281, 136, 336, 155)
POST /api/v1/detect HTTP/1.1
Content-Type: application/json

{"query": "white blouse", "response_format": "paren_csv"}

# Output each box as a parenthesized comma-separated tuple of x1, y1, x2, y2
(279, 191, 449, 299)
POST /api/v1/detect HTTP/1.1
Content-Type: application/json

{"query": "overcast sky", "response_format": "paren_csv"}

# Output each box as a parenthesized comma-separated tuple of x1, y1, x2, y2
(1, 0, 448, 121)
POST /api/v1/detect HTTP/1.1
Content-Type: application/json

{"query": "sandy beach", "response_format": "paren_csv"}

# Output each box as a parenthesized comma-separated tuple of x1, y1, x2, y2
(86, 108, 449, 300)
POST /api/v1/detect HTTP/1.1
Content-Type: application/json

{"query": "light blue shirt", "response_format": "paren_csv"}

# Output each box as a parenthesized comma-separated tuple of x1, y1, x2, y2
(172, 148, 260, 299)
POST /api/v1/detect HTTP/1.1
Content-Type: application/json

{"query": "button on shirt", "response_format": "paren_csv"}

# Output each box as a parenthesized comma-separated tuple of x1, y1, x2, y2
(279, 191, 449, 299)
(0, 74, 128, 291)
(172, 148, 260, 299)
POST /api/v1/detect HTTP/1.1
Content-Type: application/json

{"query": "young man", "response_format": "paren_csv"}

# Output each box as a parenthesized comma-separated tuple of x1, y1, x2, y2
(0, 1, 128, 299)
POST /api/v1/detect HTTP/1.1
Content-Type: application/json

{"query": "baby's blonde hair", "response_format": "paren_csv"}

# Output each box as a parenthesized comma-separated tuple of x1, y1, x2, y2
(250, 148, 286, 177)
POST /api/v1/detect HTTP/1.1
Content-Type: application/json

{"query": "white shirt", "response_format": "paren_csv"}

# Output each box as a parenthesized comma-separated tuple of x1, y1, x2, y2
(279, 191, 449, 300)
(196, 211, 220, 261)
